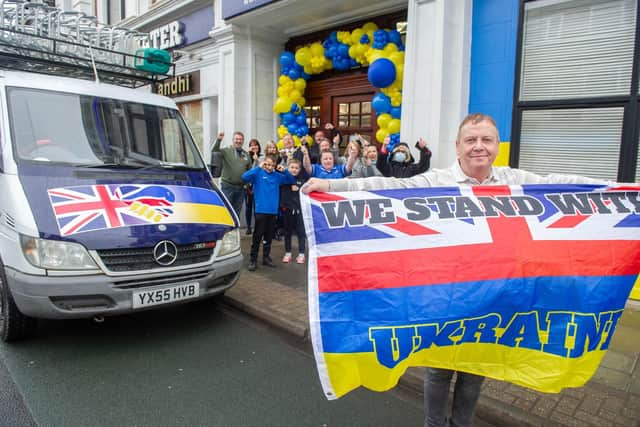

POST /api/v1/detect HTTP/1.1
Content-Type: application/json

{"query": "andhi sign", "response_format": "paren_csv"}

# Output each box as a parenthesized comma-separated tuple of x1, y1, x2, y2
(302, 184, 640, 399)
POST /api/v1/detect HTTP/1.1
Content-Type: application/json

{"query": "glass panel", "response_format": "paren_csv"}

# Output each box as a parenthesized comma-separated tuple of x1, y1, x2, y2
(338, 115, 348, 127)
(350, 102, 360, 114)
(521, 0, 636, 101)
(178, 100, 203, 154)
(311, 117, 320, 128)
(339, 103, 349, 114)
(362, 102, 371, 114)
(361, 115, 371, 127)
(349, 116, 360, 128)
(519, 107, 623, 181)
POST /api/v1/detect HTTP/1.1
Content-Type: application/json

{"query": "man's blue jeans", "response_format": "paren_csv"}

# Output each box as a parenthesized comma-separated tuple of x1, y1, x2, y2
(221, 182, 245, 221)
(424, 368, 484, 427)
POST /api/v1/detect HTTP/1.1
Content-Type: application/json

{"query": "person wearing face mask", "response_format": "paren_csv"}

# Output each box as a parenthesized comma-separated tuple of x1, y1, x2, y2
(376, 137, 432, 178)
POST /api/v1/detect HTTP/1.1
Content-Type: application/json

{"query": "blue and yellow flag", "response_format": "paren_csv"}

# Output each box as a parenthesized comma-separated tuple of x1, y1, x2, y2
(301, 184, 640, 399)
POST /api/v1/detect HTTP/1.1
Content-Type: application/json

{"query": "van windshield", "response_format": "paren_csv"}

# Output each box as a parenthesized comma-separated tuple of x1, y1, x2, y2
(7, 87, 205, 169)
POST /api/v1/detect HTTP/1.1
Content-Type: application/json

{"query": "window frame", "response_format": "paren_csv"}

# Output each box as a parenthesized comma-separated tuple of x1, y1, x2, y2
(510, 0, 640, 182)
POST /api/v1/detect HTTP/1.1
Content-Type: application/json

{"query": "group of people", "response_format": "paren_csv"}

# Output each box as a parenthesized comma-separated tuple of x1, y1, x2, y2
(211, 124, 434, 273)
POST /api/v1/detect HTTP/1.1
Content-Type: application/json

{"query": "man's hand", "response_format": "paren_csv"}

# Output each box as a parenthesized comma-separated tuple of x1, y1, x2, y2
(217, 132, 225, 140)
(303, 178, 330, 194)
(417, 137, 427, 149)
(276, 164, 285, 172)
(381, 136, 390, 154)
(300, 144, 309, 155)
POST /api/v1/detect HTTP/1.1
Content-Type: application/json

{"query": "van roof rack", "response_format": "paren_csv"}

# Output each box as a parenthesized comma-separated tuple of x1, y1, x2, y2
(0, 0, 174, 88)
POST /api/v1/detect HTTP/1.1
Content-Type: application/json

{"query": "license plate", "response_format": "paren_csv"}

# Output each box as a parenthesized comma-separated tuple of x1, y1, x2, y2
(132, 282, 200, 309)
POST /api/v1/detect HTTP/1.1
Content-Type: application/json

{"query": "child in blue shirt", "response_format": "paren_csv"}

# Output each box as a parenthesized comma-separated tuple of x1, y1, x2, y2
(242, 155, 294, 271)
(301, 141, 358, 179)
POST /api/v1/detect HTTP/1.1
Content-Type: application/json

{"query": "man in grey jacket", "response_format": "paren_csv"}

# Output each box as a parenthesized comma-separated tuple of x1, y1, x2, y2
(303, 113, 610, 427)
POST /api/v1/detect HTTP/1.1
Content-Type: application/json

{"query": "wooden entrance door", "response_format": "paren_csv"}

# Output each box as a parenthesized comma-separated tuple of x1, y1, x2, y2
(304, 71, 376, 150)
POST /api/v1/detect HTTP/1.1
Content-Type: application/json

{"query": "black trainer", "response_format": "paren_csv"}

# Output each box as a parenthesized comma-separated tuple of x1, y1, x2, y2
(248, 260, 257, 271)
(262, 257, 275, 267)
(245, 228, 252, 235)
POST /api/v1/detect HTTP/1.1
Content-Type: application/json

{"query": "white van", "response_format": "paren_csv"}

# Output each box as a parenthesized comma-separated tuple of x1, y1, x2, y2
(0, 2, 243, 341)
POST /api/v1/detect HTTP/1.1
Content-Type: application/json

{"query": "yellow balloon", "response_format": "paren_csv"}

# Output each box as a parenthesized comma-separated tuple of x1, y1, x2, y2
(388, 118, 401, 134)
(384, 43, 398, 54)
(389, 52, 404, 65)
(303, 65, 314, 75)
(289, 89, 301, 103)
(298, 97, 306, 107)
(362, 22, 378, 33)
(278, 75, 290, 85)
(293, 135, 301, 146)
(351, 29, 364, 45)
(295, 47, 311, 66)
(274, 96, 291, 113)
(377, 113, 392, 129)
(310, 42, 324, 57)
(277, 140, 284, 150)
(294, 78, 306, 91)
(376, 128, 389, 143)
(278, 125, 288, 138)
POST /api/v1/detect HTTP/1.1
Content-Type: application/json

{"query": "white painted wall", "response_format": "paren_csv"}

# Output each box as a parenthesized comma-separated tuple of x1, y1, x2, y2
(401, 0, 472, 168)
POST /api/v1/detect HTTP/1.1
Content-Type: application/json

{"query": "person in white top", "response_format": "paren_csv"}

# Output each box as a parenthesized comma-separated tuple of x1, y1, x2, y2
(303, 113, 616, 427)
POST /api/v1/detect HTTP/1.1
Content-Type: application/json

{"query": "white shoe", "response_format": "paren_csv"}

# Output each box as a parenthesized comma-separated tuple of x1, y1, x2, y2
(296, 254, 305, 264)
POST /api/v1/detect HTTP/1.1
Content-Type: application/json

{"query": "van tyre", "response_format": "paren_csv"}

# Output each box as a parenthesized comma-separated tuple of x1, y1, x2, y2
(0, 261, 37, 342)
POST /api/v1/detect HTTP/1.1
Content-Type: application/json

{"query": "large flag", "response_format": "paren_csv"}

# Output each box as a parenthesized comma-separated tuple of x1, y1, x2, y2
(301, 184, 640, 400)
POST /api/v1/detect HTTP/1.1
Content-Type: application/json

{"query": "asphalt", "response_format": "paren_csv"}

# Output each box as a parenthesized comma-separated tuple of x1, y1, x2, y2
(224, 231, 640, 427)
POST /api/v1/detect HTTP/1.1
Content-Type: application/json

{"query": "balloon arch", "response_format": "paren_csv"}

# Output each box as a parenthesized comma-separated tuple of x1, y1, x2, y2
(274, 22, 405, 151)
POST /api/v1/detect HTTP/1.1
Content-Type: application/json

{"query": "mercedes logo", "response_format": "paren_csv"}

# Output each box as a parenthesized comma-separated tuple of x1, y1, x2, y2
(153, 240, 178, 266)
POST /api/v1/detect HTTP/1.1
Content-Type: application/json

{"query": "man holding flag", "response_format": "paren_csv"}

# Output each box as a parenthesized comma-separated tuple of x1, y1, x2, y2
(303, 113, 624, 427)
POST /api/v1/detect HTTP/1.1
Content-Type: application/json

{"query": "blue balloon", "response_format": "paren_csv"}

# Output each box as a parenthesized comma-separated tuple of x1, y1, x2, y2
(290, 103, 301, 114)
(368, 58, 396, 88)
(288, 68, 300, 80)
(390, 106, 402, 119)
(300, 71, 311, 80)
(338, 43, 349, 57)
(280, 51, 295, 68)
(296, 114, 307, 126)
(360, 34, 370, 44)
(372, 93, 391, 113)
(298, 124, 309, 136)
(283, 112, 295, 125)
(388, 30, 402, 44)
(287, 123, 298, 134)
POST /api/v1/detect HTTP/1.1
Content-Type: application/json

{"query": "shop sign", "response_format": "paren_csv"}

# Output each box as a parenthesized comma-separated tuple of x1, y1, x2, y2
(155, 71, 200, 98)
(222, 0, 277, 20)
(147, 21, 185, 49)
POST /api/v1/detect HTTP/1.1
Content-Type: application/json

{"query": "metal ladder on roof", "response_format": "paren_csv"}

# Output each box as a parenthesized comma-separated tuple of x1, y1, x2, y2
(0, 0, 173, 87)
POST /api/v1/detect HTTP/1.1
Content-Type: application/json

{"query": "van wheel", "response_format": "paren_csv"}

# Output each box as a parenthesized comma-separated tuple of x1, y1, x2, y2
(0, 261, 37, 342)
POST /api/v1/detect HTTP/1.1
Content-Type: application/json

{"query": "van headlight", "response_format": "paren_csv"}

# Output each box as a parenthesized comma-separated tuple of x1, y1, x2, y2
(20, 235, 98, 270)
(217, 229, 240, 257)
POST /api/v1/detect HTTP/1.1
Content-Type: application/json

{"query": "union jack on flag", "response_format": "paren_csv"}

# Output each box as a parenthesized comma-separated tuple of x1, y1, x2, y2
(48, 184, 175, 236)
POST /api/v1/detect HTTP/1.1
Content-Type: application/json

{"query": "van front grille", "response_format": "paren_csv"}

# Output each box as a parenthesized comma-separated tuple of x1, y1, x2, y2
(97, 242, 215, 272)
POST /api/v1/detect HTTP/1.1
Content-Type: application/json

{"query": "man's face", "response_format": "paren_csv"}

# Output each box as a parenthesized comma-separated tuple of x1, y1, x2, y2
(283, 135, 294, 149)
(320, 152, 334, 170)
(319, 140, 330, 152)
(262, 158, 275, 173)
(288, 162, 301, 176)
(455, 120, 499, 176)
(233, 134, 244, 149)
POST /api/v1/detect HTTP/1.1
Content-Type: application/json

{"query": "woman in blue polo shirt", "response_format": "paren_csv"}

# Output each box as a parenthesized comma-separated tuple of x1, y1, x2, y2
(302, 141, 358, 179)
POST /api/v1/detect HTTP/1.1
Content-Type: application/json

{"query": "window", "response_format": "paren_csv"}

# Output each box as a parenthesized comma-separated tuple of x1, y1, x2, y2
(512, 0, 639, 182)
(337, 101, 372, 129)
(304, 103, 321, 130)
(178, 100, 203, 154)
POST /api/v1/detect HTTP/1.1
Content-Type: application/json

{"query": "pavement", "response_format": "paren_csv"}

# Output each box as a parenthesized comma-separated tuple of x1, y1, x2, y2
(225, 231, 640, 427)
